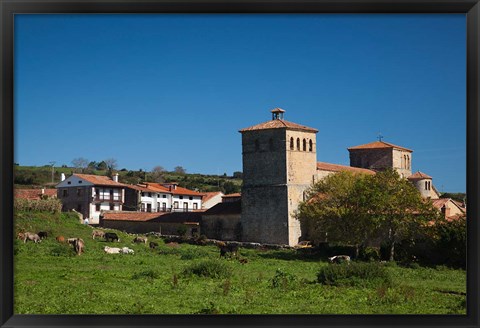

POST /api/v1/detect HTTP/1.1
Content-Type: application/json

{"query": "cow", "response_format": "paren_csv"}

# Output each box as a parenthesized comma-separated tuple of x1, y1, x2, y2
(23, 232, 41, 244)
(56, 235, 65, 243)
(121, 247, 135, 254)
(104, 246, 121, 254)
(328, 255, 351, 264)
(92, 230, 105, 240)
(149, 241, 159, 249)
(219, 243, 239, 258)
(133, 236, 147, 244)
(37, 231, 48, 239)
(104, 232, 120, 242)
(67, 238, 77, 245)
(71, 238, 85, 255)
(17, 232, 25, 240)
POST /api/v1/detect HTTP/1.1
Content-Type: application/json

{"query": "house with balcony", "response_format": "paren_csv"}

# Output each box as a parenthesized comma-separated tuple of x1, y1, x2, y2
(56, 173, 126, 224)
(124, 182, 203, 213)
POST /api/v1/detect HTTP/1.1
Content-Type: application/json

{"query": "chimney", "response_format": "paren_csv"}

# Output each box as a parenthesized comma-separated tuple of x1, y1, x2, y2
(113, 173, 119, 183)
(61, 173, 66, 181)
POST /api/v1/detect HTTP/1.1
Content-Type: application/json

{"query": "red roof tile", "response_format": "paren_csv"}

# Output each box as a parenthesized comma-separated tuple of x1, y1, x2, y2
(14, 189, 57, 200)
(202, 191, 224, 203)
(316, 162, 376, 175)
(73, 174, 126, 187)
(102, 212, 161, 221)
(146, 183, 203, 196)
(239, 119, 318, 133)
(408, 171, 432, 180)
(347, 141, 412, 152)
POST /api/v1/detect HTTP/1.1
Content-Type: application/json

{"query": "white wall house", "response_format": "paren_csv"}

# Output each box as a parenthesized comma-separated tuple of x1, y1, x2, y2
(56, 173, 125, 224)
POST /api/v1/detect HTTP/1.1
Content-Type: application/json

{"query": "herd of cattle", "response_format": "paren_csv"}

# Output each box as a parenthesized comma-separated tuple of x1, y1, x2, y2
(17, 229, 350, 262)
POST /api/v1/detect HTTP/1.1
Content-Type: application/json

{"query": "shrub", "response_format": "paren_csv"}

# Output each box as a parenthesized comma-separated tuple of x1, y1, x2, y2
(317, 262, 391, 287)
(271, 268, 297, 289)
(183, 259, 232, 279)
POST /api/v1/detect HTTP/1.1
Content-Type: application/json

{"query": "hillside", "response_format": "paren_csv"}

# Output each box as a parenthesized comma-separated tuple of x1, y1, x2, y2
(14, 210, 466, 314)
(14, 165, 242, 194)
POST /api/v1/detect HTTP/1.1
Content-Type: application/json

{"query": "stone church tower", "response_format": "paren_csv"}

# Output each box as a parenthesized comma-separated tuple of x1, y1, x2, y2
(239, 108, 318, 246)
(347, 140, 413, 178)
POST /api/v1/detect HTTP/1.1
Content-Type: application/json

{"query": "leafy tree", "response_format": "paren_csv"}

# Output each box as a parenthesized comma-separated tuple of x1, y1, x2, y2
(174, 166, 186, 174)
(297, 169, 440, 261)
(71, 157, 89, 172)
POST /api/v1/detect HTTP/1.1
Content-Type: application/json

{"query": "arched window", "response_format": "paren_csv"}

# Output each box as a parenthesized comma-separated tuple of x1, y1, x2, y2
(255, 139, 259, 151)
(425, 181, 428, 190)
(428, 181, 431, 190)
(407, 155, 410, 170)
(296, 138, 300, 150)
(269, 138, 274, 151)
(290, 137, 294, 150)
(309, 140, 313, 152)
(403, 155, 407, 169)
(303, 139, 306, 151)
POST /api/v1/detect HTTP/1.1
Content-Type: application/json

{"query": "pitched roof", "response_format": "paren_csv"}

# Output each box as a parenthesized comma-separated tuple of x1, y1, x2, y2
(203, 200, 242, 215)
(239, 119, 318, 133)
(408, 171, 432, 180)
(347, 141, 413, 152)
(202, 191, 224, 203)
(316, 162, 376, 175)
(102, 211, 204, 223)
(14, 189, 57, 200)
(222, 193, 241, 198)
(73, 174, 126, 187)
(431, 198, 466, 213)
(137, 182, 203, 197)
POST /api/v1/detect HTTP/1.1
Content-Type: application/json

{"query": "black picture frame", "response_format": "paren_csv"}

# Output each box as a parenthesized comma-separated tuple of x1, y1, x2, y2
(1, 1, 478, 327)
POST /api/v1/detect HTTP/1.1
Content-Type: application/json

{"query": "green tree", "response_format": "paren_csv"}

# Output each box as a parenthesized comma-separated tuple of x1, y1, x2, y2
(297, 169, 440, 261)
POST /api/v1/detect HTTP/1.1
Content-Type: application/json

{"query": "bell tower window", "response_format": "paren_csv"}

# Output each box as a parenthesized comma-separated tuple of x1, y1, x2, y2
(303, 139, 306, 151)
(309, 140, 313, 151)
(296, 138, 300, 150)
(290, 137, 294, 150)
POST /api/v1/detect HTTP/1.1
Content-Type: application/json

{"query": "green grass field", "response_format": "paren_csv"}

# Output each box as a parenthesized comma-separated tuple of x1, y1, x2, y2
(14, 211, 466, 314)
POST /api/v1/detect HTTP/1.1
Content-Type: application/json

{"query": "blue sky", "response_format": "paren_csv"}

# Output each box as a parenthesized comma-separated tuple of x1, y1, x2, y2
(14, 14, 466, 192)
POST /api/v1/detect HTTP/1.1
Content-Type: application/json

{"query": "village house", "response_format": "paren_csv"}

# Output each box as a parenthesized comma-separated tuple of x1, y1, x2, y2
(123, 182, 203, 213)
(56, 173, 126, 224)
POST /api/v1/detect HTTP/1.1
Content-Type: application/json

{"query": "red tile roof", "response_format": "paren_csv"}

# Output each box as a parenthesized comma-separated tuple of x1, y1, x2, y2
(73, 174, 126, 187)
(431, 198, 450, 209)
(347, 141, 412, 152)
(222, 193, 241, 198)
(202, 191, 224, 203)
(316, 162, 376, 175)
(239, 119, 318, 133)
(14, 189, 57, 200)
(102, 212, 161, 222)
(408, 171, 432, 180)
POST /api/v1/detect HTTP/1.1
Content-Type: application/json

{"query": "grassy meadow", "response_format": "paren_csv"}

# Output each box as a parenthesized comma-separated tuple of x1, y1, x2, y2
(14, 211, 466, 314)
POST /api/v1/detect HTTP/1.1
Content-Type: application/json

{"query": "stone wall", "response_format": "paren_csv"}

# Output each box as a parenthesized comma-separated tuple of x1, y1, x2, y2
(349, 148, 392, 171)
(57, 186, 92, 220)
(100, 219, 199, 236)
(201, 214, 242, 241)
(392, 149, 413, 178)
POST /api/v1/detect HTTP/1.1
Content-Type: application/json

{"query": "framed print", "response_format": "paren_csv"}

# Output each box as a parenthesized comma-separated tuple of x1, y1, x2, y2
(1, 0, 479, 327)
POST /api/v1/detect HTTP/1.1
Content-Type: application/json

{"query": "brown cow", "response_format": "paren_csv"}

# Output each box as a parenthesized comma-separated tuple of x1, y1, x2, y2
(56, 235, 65, 243)
(74, 238, 85, 256)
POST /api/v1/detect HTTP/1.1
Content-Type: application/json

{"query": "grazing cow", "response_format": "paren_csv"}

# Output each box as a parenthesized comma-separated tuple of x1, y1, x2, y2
(67, 238, 77, 245)
(23, 232, 41, 244)
(103, 246, 121, 254)
(149, 241, 159, 249)
(37, 231, 48, 239)
(92, 230, 105, 240)
(219, 244, 239, 258)
(328, 255, 351, 264)
(72, 238, 85, 255)
(104, 232, 120, 242)
(133, 236, 148, 244)
(56, 235, 65, 243)
(121, 247, 134, 254)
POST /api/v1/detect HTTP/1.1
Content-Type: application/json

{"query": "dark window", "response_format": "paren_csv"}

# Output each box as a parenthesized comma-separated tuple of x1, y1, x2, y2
(303, 139, 306, 151)
(290, 137, 294, 150)
(95, 204, 100, 211)
(141, 203, 145, 211)
(309, 140, 313, 151)
(110, 203, 114, 210)
(174, 201, 179, 209)
(189, 196, 193, 200)
(148, 192, 151, 197)
(162, 195, 166, 198)
(180, 196, 183, 199)
(183, 202, 188, 211)
(67, 181, 71, 185)
(62, 190, 68, 197)
(296, 138, 300, 150)
(78, 180, 82, 184)
(77, 188, 82, 196)
(425, 181, 428, 190)
(193, 203, 198, 210)
(162, 203, 167, 211)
